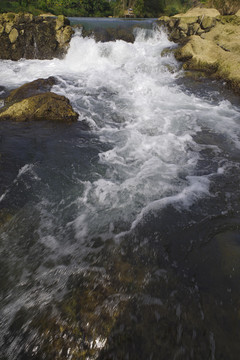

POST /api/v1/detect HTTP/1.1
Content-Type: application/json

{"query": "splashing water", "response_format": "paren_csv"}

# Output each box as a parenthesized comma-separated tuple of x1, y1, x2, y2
(1, 24, 240, 359)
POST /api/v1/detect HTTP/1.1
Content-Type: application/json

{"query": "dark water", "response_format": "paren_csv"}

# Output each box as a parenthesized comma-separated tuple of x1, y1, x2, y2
(69, 17, 157, 30)
(0, 19, 240, 360)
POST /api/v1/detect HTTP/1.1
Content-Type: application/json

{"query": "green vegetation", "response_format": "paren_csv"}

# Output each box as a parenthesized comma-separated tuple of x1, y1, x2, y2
(0, 0, 114, 17)
(209, 0, 240, 15)
(0, 0, 239, 17)
(114, 0, 193, 17)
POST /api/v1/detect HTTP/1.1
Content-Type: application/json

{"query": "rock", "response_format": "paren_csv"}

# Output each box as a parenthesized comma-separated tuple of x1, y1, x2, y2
(178, 20, 188, 33)
(0, 24, 4, 34)
(56, 25, 74, 46)
(158, 14, 209, 42)
(170, 28, 181, 41)
(3, 12, 15, 22)
(5, 22, 14, 34)
(0, 92, 78, 122)
(174, 7, 220, 18)
(168, 19, 178, 29)
(55, 14, 70, 31)
(0, 12, 73, 60)
(9, 28, 18, 44)
(175, 36, 220, 73)
(201, 16, 216, 30)
(159, 8, 240, 94)
(192, 23, 201, 35)
(82, 27, 135, 43)
(159, 16, 170, 22)
(39, 13, 55, 18)
(5, 77, 57, 106)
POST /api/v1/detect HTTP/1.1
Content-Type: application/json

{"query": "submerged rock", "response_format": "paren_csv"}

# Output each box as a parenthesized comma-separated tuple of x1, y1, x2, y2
(0, 92, 78, 122)
(0, 13, 73, 60)
(0, 209, 13, 227)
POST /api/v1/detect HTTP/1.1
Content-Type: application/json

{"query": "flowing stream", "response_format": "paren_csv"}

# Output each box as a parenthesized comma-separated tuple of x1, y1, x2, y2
(0, 20, 240, 359)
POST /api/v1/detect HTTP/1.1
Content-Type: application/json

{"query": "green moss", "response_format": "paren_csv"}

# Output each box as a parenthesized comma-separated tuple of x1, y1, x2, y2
(219, 15, 240, 25)
(8, 13, 15, 20)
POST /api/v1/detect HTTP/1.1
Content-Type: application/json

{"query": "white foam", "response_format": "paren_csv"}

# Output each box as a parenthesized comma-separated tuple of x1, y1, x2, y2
(0, 27, 239, 239)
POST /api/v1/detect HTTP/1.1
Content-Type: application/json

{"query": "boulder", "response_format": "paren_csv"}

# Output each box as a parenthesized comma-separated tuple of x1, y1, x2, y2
(175, 33, 240, 93)
(0, 12, 73, 60)
(175, 35, 220, 73)
(159, 8, 240, 94)
(5, 77, 57, 105)
(201, 16, 216, 30)
(0, 92, 78, 122)
(82, 27, 135, 43)
(174, 8, 220, 18)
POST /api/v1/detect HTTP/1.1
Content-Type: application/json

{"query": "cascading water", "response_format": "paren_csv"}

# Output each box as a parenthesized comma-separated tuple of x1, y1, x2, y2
(0, 23, 240, 359)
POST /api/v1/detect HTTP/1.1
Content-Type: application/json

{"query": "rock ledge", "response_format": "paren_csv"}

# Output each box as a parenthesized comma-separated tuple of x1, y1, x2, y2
(0, 13, 73, 60)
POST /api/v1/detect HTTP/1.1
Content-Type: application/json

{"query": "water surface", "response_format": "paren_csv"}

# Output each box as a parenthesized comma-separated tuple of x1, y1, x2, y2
(0, 20, 240, 359)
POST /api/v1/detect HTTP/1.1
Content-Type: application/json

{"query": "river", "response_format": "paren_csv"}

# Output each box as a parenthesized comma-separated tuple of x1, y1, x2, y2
(0, 18, 240, 359)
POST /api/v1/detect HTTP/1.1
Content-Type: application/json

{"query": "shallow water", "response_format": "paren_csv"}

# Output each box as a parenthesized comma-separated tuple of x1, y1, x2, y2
(0, 21, 240, 359)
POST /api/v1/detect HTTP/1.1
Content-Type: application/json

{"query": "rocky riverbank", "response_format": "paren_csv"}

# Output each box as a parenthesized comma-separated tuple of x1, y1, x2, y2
(158, 8, 240, 94)
(0, 12, 73, 60)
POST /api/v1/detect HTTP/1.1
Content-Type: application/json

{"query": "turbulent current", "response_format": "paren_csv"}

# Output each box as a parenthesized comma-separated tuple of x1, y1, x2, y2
(1, 22, 240, 359)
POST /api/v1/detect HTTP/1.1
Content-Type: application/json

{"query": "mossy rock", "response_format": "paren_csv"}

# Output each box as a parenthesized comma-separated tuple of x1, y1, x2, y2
(0, 92, 78, 122)
(56, 25, 74, 46)
(174, 7, 220, 18)
(55, 15, 70, 31)
(84, 27, 135, 43)
(178, 16, 199, 25)
(0, 13, 73, 60)
(219, 15, 240, 25)
(201, 16, 216, 30)
(3, 12, 15, 21)
(5, 77, 57, 106)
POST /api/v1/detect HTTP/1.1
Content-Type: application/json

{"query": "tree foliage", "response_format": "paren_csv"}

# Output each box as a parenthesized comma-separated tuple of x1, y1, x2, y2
(1, 0, 113, 16)
(1, 0, 240, 17)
